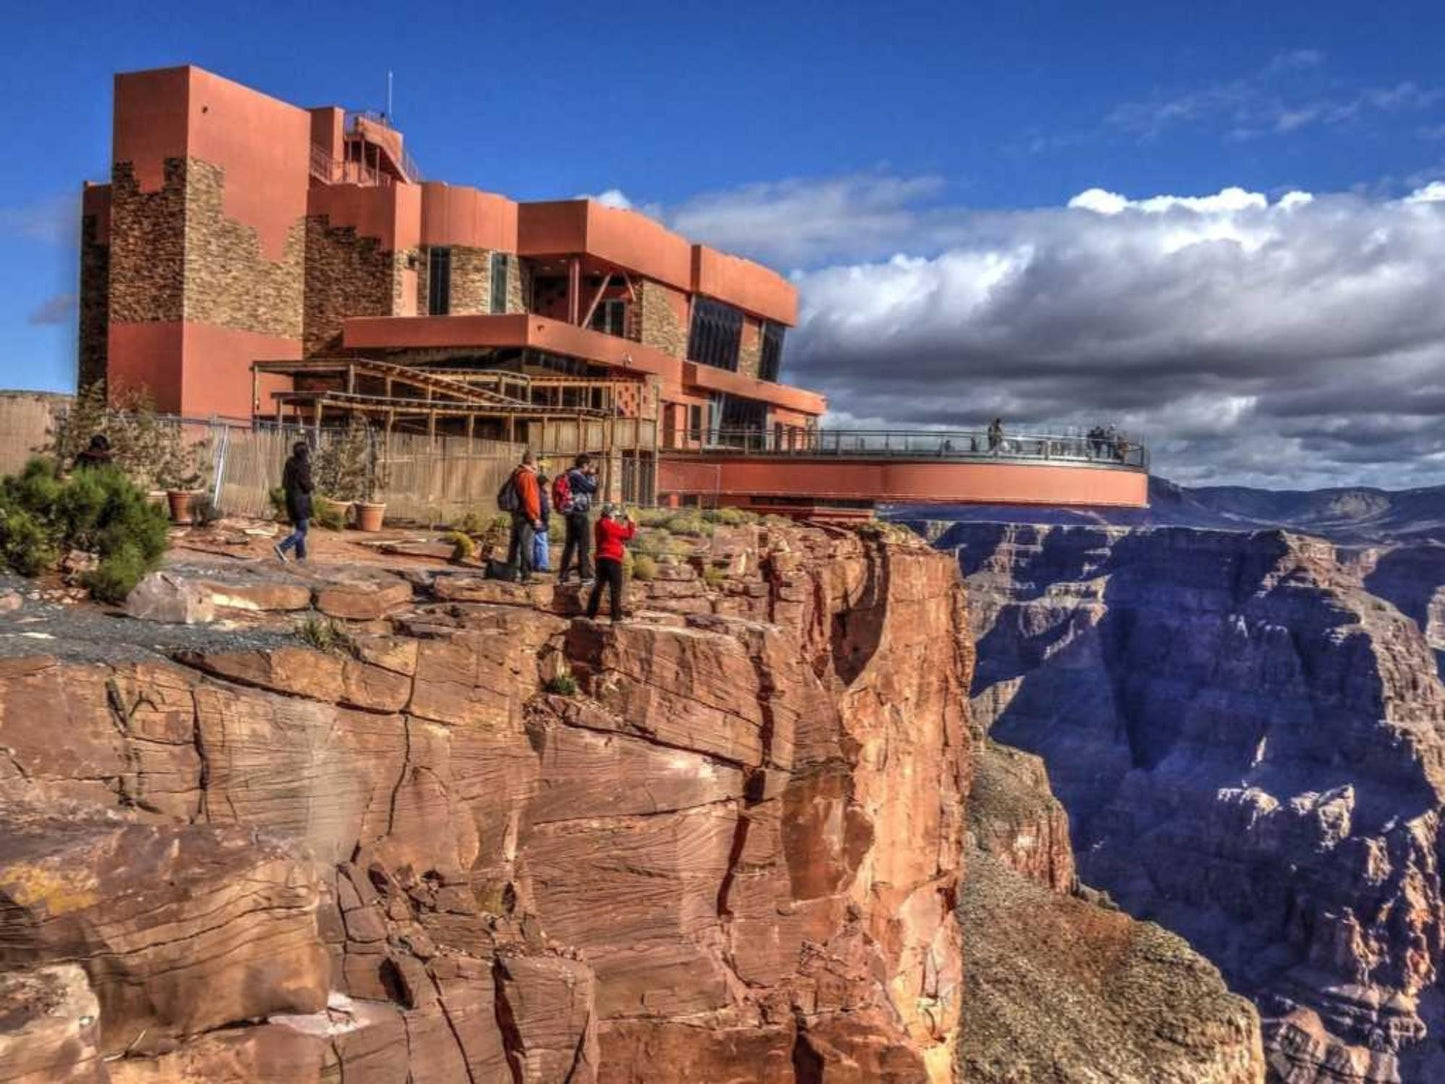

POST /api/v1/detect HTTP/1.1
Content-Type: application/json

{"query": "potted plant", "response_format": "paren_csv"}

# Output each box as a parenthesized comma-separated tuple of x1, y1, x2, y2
(154, 428, 211, 524)
(315, 422, 387, 531)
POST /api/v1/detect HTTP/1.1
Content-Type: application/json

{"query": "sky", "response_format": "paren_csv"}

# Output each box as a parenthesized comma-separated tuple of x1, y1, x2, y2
(3, 0, 1445, 488)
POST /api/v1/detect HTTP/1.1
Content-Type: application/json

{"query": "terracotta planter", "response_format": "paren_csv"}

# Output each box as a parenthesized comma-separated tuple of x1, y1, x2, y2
(166, 490, 195, 524)
(355, 501, 387, 533)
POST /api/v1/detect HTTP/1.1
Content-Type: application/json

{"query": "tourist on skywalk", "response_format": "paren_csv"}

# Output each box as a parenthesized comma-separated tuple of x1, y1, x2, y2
(987, 418, 1004, 454)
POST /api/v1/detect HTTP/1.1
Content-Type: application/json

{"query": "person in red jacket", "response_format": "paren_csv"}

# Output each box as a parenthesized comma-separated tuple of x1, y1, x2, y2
(586, 503, 636, 622)
(506, 451, 545, 584)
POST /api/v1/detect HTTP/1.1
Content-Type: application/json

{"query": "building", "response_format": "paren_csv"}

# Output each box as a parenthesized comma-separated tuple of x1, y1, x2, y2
(79, 65, 1148, 514)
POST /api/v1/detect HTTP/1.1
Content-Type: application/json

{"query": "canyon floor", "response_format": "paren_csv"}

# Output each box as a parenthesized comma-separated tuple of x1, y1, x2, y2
(0, 517, 1266, 1082)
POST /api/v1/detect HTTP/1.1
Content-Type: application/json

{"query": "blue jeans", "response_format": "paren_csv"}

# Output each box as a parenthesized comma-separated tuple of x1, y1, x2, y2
(279, 518, 309, 560)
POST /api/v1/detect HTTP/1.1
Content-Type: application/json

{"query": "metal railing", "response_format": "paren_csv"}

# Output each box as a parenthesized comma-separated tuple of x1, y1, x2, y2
(670, 427, 1149, 470)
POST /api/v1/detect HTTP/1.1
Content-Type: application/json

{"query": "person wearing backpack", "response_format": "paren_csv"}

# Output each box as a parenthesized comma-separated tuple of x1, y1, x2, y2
(498, 450, 544, 584)
(556, 453, 599, 585)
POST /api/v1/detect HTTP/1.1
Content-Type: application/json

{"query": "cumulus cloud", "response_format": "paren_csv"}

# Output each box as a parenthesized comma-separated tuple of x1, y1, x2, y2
(667, 173, 1445, 488)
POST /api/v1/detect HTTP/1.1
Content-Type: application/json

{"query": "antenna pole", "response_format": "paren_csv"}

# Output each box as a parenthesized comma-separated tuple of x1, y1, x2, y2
(387, 71, 393, 119)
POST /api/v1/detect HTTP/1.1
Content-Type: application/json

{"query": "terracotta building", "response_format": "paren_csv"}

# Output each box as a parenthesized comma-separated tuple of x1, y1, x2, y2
(78, 65, 820, 447)
(79, 64, 1148, 513)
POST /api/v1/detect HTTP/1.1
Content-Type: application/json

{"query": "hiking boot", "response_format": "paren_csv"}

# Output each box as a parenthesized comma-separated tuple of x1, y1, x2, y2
(273, 543, 288, 563)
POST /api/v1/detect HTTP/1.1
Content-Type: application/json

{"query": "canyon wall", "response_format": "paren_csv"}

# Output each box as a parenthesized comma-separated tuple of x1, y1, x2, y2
(942, 521, 1445, 1081)
(0, 525, 971, 1083)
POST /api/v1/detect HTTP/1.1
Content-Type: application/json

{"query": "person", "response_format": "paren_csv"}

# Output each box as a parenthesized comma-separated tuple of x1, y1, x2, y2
(506, 451, 544, 584)
(586, 503, 635, 624)
(274, 441, 313, 563)
(557, 453, 600, 584)
(533, 464, 552, 573)
(73, 433, 114, 471)
(987, 418, 1004, 454)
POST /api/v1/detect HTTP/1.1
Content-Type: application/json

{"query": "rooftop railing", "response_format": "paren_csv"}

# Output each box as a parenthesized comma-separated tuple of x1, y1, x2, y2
(672, 427, 1149, 470)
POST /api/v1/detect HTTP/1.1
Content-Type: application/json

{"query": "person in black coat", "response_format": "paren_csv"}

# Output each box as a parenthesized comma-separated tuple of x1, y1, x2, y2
(274, 441, 313, 562)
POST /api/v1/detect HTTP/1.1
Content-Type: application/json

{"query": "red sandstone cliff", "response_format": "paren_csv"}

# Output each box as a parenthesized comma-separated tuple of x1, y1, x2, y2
(947, 521, 1445, 1082)
(0, 524, 969, 1082)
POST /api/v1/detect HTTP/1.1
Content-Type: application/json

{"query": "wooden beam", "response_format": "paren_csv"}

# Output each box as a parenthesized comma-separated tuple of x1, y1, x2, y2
(581, 268, 612, 330)
(567, 257, 581, 325)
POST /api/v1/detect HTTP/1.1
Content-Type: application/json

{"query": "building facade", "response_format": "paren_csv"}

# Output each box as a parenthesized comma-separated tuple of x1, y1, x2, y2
(78, 65, 824, 447)
(79, 65, 1149, 514)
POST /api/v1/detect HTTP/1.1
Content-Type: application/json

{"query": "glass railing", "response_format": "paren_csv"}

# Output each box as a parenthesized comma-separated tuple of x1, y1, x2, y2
(670, 428, 1149, 470)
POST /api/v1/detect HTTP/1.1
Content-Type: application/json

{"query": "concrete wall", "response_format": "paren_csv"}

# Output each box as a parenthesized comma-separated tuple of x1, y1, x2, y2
(0, 393, 68, 477)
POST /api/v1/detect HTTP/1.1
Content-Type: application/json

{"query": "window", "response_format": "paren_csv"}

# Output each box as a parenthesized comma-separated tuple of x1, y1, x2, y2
(590, 299, 627, 337)
(490, 253, 510, 315)
(688, 404, 703, 441)
(687, 299, 743, 371)
(759, 321, 785, 382)
(427, 247, 451, 315)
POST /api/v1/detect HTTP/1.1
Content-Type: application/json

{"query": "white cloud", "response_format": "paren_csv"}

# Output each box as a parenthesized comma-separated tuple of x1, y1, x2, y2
(579, 188, 634, 210)
(663, 173, 1445, 488)
(1405, 181, 1445, 203)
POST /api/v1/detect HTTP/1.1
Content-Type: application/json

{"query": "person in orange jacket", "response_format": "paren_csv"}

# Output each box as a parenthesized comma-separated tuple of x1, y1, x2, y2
(506, 451, 545, 584)
(586, 503, 636, 623)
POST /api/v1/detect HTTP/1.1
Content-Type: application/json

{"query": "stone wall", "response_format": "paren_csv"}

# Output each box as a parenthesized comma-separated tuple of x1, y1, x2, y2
(305, 218, 399, 355)
(108, 161, 187, 325)
(414, 246, 526, 318)
(108, 158, 305, 341)
(636, 279, 687, 358)
(183, 159, 305, 340)
(738, 316, 761, 378)
(78, 214, 109, 390)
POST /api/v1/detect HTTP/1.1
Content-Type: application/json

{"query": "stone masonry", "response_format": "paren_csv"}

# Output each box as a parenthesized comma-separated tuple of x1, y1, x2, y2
(305, 218, 402, 355)
(78, 214, 110, 390)
(636, 279, 687, 358)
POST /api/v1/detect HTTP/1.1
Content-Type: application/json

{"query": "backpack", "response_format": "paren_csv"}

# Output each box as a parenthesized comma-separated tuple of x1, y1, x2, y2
(551, 472, 573, 515)
(497, 471, 520, 513)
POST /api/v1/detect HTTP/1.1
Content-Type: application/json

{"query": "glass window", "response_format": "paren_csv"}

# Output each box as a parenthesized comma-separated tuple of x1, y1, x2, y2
(687, 299, 743, 371)
(688, 404, 703, 441)
(490, 253, 510, 315)
(590, 299, 627, 337)
(428, 247, 451, 315)
(759, 321, 785, 382)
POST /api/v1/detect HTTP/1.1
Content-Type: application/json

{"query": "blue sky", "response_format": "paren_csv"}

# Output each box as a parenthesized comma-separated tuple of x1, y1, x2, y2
(4, 0, 1445, 485)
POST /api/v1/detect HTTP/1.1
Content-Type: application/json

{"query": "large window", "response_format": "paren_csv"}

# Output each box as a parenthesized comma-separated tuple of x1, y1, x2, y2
(759, 321, 785, 382)
(687, 299, 743, 371)
(428, 247, 451, 315)
(590, 299, 627, 337)
(490, 253, 510, 314)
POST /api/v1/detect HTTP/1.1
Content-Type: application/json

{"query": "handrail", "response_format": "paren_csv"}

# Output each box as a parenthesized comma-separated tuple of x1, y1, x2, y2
(670, 427, 1149, 470)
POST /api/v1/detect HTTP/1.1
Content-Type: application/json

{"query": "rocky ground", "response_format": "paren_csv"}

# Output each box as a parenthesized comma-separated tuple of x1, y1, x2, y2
(940, 520, 1445, 1083)
(0, 516, 1268, 1082)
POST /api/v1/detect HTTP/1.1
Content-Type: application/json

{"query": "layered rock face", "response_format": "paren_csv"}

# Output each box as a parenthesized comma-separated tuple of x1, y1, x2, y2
(944, 522, 1445, 1081)
(0, 524, 970, 1082)
(960, 740, 1265, 1083)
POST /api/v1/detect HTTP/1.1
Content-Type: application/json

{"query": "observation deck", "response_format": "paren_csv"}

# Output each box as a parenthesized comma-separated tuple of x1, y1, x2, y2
(656, 427, 1150, 516)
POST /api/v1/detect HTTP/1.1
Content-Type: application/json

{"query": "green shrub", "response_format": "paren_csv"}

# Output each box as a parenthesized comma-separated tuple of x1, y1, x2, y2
(189, 492, 222, 526)
(633, 507, 674, 528)
(297, 616, 359, 656)
(630, 553, 658, 582)
(0, 506, 55, 577)
(635, 530, 689, 558)
(548, 514, 565, 543)
(702, 564, 725, 589)
(83, 544, 150, 604)
(661, 511, 712, 537)
(702, 507, 757, 527)
(456, 509, 490, 535)
(312, 498, 348, 531)
(544, 670, 578, 696)
(0, 458, 169, 600)
(445, 530, 476, 563)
